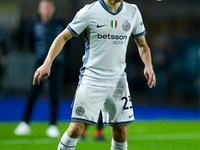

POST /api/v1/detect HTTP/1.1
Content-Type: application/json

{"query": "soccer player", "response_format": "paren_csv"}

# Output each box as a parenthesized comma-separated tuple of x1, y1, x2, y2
(33, 0, 156, 149)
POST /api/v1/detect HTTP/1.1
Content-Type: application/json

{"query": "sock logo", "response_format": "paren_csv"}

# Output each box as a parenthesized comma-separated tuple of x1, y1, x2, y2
(76, 106, 85, 116)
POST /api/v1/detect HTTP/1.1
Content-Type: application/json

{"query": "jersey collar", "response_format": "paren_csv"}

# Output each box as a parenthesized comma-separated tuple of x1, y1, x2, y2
(99, 0, 123, 15)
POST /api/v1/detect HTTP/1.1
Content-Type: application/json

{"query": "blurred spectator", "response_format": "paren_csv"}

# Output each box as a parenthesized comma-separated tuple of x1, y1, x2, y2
(14, 0, 67, 137)
(126, 48, 146, 98)
(0, 26, 8, 98)
(148, 33, 171, 102)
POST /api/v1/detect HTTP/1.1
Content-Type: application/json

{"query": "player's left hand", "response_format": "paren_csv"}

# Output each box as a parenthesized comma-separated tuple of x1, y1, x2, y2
(144, 65, 156, 88)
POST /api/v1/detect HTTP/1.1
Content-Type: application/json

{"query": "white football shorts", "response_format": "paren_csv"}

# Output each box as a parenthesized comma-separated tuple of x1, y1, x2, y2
(71, 83, 135, 126)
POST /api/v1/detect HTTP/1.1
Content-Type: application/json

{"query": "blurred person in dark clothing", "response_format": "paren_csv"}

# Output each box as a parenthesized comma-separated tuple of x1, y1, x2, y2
(0, 48, 6, 96)
(0, 26, 8, 98)
(14, 0, 66, 137)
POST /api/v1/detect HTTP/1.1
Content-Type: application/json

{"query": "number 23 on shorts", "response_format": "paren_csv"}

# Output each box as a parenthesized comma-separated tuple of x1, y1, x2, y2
(121, 95, 133, 110)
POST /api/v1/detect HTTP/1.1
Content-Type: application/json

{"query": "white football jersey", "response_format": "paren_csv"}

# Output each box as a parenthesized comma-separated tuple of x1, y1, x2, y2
(67, 0, 146, 86)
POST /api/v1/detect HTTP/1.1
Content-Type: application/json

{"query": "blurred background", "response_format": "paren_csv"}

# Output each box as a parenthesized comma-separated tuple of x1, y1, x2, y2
(0, 0, 199, 121)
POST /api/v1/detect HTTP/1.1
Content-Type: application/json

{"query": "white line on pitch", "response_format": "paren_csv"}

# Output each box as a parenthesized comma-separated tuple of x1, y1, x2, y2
(131, 132, 200, 141)
(1, 132, 200, 145)
(0, 138, 59, 145)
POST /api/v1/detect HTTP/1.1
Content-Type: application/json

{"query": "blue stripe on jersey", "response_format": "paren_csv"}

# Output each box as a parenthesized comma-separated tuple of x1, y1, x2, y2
(99, 0, 123, 15)
(132, 30, 146, 39)
(71, 118, 96, 126)
(66, 25, 79, 37)
(103, 120, 135, 126)
(78, 29, 90, 84)
(71, 85, 80, 114)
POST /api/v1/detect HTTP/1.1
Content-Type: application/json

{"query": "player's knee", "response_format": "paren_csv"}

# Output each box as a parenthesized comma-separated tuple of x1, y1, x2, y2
(112, 125, 127, 142)
(113, 125, 127, 134)
(67, 122, 85, 138)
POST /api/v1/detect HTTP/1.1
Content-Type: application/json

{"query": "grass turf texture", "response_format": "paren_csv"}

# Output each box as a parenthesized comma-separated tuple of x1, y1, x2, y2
(0, 121, 200, 150)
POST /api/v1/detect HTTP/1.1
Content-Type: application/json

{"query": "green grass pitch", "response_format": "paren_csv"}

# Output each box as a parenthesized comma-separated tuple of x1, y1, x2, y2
(0, 121, 200, 150)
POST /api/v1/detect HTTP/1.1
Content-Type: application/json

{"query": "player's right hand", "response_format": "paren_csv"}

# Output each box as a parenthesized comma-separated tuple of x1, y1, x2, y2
(33, 64, 50, 85)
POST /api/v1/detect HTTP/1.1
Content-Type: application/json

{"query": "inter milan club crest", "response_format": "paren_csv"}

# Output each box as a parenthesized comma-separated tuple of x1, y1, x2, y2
(111, 20, 117, 28)
(76, 106, 85, 116)
(122, 20, 131, 31)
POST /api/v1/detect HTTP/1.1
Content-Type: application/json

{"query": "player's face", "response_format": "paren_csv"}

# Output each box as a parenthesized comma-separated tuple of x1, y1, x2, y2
(38, 1, 55, 23)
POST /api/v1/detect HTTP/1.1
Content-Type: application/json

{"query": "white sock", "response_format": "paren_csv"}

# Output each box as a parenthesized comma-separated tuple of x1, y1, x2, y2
(57, 131, 78, 150)
(111, 139, 127, 150)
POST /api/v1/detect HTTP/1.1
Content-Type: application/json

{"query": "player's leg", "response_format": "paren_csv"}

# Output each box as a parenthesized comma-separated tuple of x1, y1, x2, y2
(81, 112, 104, 140)
(102, 80, 134, 150)
(111, 125, 127, 150)
(58, 122, 85, 150)
(80, 125, 87, 140)
(58, 83, 106, 149)
(71, 83, 106, 126)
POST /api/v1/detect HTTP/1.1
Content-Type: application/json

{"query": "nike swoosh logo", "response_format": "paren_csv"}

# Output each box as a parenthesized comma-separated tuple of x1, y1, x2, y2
(96, 24, 106, 28)
(129, 114, 134, 118)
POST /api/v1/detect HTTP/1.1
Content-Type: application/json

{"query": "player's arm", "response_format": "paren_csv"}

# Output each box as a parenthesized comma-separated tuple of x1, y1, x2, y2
(134, 35, 156, 88)
(33, 28, 73, 85)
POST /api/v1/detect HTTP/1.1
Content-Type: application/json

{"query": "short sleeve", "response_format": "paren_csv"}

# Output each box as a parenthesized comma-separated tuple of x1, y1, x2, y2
(67, 5, 89, 37)
(132, 6, 146, 39)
